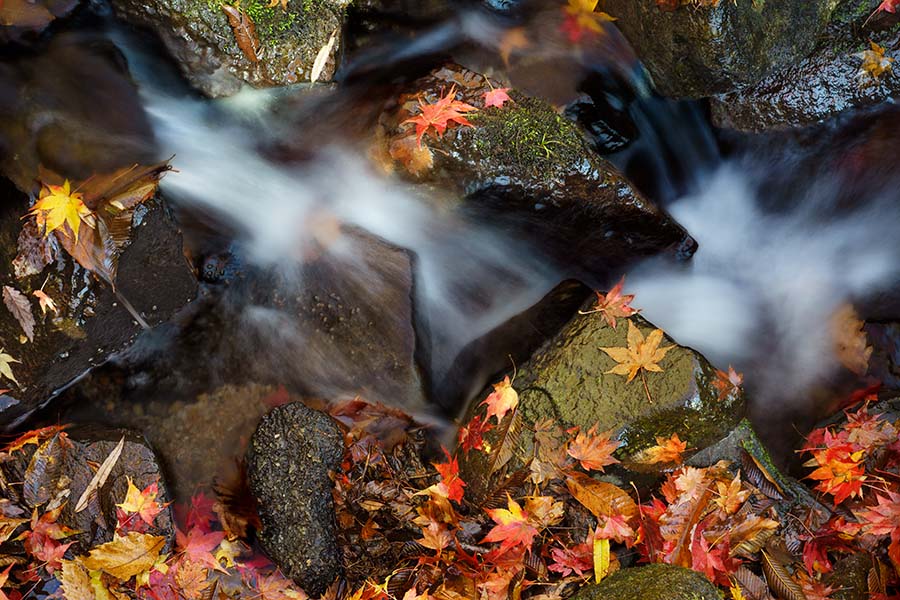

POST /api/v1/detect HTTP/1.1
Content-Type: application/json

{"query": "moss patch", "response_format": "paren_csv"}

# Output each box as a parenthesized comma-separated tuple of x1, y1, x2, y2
(203, 0, 304, 44)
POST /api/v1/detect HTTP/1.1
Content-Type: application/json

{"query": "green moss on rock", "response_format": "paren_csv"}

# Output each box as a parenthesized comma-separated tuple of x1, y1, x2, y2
(573, 564, 723, 600)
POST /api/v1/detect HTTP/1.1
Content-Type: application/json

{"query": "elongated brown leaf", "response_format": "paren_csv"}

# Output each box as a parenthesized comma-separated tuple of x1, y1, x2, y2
(23, 433, 66, 507)
(3, 286, 35, 342)
(565, 471, 638, 521)
(488, 409, 524, 476)
(741, 449, 785, 500)
(761, 548, 807, 600)
(732, 565, 774, 600)
(482, 468, 530, 510)
(74, 436, 125, 513)
(222, 5, 260, 63)
(868, 559, 888, 596)
(59, 560, 94, 600)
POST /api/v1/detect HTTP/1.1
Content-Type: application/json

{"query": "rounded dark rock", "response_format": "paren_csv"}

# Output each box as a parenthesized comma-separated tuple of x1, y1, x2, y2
(573, 564, 722, 600)
(246, 402, 345, 597)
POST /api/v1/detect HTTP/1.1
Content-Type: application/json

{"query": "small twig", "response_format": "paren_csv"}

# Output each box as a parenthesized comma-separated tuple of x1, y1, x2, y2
(115, 290, 150, 330)
(640, 370, 653, 404)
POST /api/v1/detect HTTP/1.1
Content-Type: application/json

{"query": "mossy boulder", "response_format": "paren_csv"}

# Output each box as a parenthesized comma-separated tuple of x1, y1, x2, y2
(377, 65, 695, 279)
(711, 2, 900, 131)
(573, 564, 722, 600)
(111, 0, 348, 96)
(516, 310, 744, 461)
(604, 0, 839, 98)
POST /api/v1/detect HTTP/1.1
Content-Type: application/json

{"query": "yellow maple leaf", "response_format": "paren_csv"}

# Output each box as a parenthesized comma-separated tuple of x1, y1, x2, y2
(564, 0, 616, 36)
(601, 320, 674, 383)
(856, 40, 894, 86)
(29, 180, 94, 242)
(81, 531, 165, 581)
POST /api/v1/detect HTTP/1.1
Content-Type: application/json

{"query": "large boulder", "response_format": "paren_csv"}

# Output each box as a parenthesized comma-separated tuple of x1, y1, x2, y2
(375, 65, 696, 279)
(711, 2, 900, 131)
(246, 402, 345, 597)
(111, 0, 348, 97)
(0, 426, 175, 553)
(605, 0, 839, 98)
(572, 564, 722, 600)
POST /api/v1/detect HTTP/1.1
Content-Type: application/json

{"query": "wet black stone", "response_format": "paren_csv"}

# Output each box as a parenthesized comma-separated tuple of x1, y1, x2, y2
(246, 402, 345, 597)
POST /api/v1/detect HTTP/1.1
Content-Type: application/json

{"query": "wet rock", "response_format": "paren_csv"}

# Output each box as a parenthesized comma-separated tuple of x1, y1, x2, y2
(0, 426, 175, 553)
(711, 2, 900, 131)
(111, 0, 348, 97)
(460, 306, 745, 497)
(57, 382, 280, 500)
(376, 65, 695, 279)
(0, 31, 156, 192)
(572, 564, 721, 600)
(0, 0, 79, 43)
(246, 401, 344, 597)
(604, 0, 838, 98)
(0, 177, 198, 430)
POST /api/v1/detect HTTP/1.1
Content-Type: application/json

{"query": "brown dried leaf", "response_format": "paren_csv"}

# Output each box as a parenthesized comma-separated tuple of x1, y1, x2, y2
(13, 220, 56, 278)
(222, 5, 260, 63)
(389, 135, 434, 176)
(3, 286, 35, 342)
(741, 450, 785, 500)
(565, 471, 638, 521)
(488, 409, 524, 476)
(23, 432, 67, 507)
(732, 565, 774, 600)
(81, 531, 165, 580)
(59, 559, 94, 600)
(761, 547, 807, 600)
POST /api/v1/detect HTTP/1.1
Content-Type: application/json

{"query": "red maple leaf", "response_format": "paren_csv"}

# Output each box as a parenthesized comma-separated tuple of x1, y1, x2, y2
(482, 496, 539, 555)
(855, 491, 900, 570)
(481, 376, 518, 423)
(22, 506, 76, 572)
(567, 424, 620, 472)
(176, 527, 226, 573)
(548, 543, 593, 577)
(402, 86, 477, 148)
(580, 276, 638, 329)
(182, 491, 217, 533)
(482, 88, 512, 108)
(433, 450, 466, 503)
(458, 414, 494, 453)
(690, 521, 739, 587)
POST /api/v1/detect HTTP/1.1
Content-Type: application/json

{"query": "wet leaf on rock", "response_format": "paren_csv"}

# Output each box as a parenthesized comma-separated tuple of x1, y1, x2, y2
(222, 5, 260, 64)
(2, 286, 35, 343)
(0, 349, 21, 388)
(12, 220, 56, 279)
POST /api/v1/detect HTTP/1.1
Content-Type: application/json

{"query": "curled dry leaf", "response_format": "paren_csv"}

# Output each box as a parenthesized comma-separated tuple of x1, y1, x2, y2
(222, 5, 260, 63)
(32, 290, 58, 315)
(3, 286, 35, 342)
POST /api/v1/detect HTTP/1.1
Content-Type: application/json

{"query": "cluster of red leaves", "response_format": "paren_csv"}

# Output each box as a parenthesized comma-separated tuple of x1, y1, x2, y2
(800, 399, 900, 589)
(0, 427, 306, 600)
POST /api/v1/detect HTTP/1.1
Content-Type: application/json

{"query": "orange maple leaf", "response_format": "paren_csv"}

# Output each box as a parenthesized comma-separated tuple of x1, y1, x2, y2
(638, 433, 688, 465)
(803, 431, 867, 505)
(712, 365, 743, 401)
(580, 276, 638, 329)
(433, 451, 466, 503)
(567, 425, 620, 472)
(481, 375, 519, 423)
(402, 86, 477, 148)
(458, 414, 494, 454)
(482, 495, 539, 555)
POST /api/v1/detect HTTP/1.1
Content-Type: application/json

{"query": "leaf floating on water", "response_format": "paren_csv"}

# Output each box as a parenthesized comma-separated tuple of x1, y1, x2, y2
(310, 29, 338, 83)
(74, 436, 125, 513)
(2, 286, 35, 342)
(855, 40, 894, 86)
(222, 5, 260, 63)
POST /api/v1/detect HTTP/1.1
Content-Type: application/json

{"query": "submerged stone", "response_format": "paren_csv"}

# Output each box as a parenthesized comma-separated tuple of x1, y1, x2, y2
(111, 0, 348, 97)
(246, 401, 344, 597)
(572, 564, 722, 600)
(604, 0, 838, 98)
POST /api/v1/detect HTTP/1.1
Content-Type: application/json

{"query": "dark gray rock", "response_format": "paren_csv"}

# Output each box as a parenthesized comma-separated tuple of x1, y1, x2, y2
(247, 402, 344, 597)
(605, 0, 839, 98)
(572, 564, 722, 600)
(711, 2, 900, 131)
(111, 0, 348, 97)
(0, 426, 175, 554)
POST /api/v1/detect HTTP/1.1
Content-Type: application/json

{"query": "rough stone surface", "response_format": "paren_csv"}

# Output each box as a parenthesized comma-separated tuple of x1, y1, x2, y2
(111, 0, 348, 97)
(0, 426, 175, 553)
(0, 181, 198, 430)
(605, 0, 839, 98)
(376, 65, 696, 279)
(572, 564, 722, 600)
(712, 2, 900, 131)
(247, 402, 344, 597)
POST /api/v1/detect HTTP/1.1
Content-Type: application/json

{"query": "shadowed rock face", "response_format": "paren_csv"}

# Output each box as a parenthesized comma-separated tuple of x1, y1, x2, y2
(0, 426, 175, 553)
(110, 0, 348, 97)
(246, 402, 345, 597)
(604, 0, 839, 98)
(572, 564, 722, 600)
(711, 2, 900, 131)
